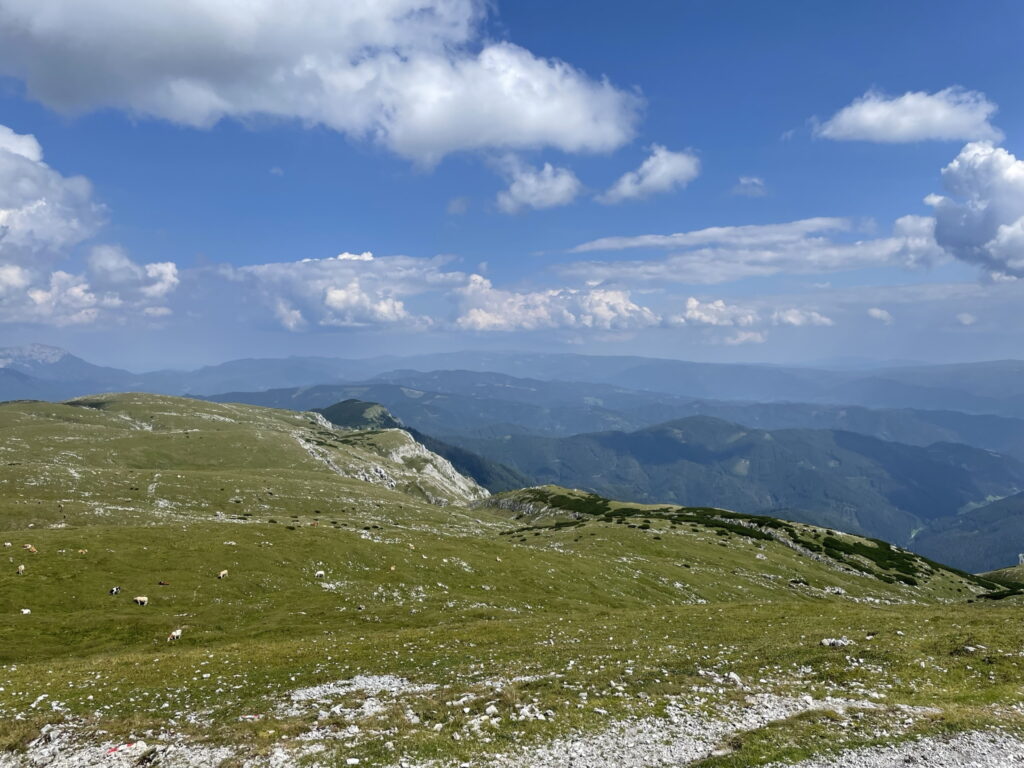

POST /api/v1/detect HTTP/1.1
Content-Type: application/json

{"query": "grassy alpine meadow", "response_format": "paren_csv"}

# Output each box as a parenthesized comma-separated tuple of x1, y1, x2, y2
(1, 394, 1024, 766)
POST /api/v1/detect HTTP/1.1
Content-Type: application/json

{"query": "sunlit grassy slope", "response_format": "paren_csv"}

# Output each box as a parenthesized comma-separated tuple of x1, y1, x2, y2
(1, 394, 1022, 766)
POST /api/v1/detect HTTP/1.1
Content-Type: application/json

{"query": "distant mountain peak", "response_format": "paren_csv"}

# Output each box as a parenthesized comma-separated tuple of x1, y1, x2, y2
(0, 342, 72, 370)
(0, 343, 70, 367)
(314, 399, 404, 430)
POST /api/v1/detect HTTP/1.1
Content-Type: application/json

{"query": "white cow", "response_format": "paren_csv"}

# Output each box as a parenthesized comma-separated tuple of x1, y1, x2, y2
(16, 564, 25, 576)
(167, 628, 183, 642)
(314, 569, 325, 579)
(20, 608, 30, 615)
(133, 596, 149, 606)
(217, 569, 229, 579)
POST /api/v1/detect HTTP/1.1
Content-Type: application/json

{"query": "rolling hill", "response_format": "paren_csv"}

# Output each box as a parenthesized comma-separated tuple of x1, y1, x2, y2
(2, 394, 1023, 765)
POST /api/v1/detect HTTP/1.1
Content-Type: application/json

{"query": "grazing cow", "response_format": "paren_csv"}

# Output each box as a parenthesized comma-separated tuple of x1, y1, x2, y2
(77, 549, 88, 554)
(109, 586, 121, 595)
(3, 542, 11, 547)
(314, 569, 325, 579)
(167, 628, 183, 642)
(23, 544, 37, 554)
(20, 609, 30, 615)
(217, 569, 228, 579)
(16, 564, 25, 575)
(133, 596, 149, 606)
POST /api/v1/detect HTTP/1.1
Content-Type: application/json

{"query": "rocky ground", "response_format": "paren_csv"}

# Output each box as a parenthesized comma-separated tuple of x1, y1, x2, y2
(3, 696, 1022, 768)
(775, 730, 1024, 768)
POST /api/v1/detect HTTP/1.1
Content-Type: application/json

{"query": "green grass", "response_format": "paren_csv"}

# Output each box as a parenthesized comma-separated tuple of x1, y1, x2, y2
(1, 394, 1023, 765)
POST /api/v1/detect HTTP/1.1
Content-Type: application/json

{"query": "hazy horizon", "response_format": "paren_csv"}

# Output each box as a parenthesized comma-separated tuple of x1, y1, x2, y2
(4, 338, 1023, 377)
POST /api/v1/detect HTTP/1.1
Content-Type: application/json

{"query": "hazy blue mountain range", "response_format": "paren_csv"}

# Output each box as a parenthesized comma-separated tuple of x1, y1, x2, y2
(205, 370, 1024, 461)
(444, 415, 1024, 567)
(908, 492, 1024, 574)
(10, 345, 1024, 418)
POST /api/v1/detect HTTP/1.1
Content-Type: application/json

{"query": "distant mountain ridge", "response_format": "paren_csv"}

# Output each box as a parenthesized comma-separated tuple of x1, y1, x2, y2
(10, 345, 1024, 418)
(446, 415, 1024, 568)
(205, 370, 1024, 461)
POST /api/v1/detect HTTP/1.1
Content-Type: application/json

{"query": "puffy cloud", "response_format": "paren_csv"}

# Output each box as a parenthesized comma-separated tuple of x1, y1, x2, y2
(456, 274, 659, 331)
(0, 263, 30, 294)
(323, 281, 411, 326)
(0, 127, 177, 326)
(0, 124, 103, 263)
(563, 217, 943, 285)
(0, 124, 42, 162)
(1, 246, 181, 326)
(140, 262, 180, 298)
(771, 308, 833, 327)
(21, 271, 100, 326)
(0, 1, 639, 164)
(496, 158, 582, 214)
(816, 87, 1002, 143)
(273, 300, 306, 331)
(232, 251, 464, 330)
(956, 312, 977, 326)
(927, 142, 1024, 277)
(732, 176, 766, 197)
(86, 244, 179, 300)
(672, 297, 758, 327)
(598, 145, 700, 204)
(867, 307, 893, 324)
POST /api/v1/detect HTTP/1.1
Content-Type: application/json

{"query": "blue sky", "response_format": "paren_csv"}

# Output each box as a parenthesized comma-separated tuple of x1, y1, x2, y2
(0, 0, 1022, 369)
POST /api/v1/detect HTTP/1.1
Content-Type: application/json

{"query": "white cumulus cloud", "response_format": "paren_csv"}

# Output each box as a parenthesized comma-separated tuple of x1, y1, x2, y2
(672, 297, 758, 327)
(456, 274, 659, 331)
(0, 127, 178, 326)
(231, 252, 464, 330)
(599, 145, 700, 204)
(0, 0, 639, 164)
(927, 142, 1024, 277)
(816, 87, 1002, 143)
(0, 125, 103, 263)
(496, 158, 582, 214)
(0, 124, 42, 162)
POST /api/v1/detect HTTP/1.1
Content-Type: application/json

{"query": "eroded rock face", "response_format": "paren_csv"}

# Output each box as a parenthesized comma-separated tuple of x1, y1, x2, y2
(384, 431, 489, 504)
(296, 417, 488, 506)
